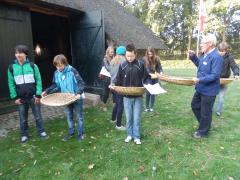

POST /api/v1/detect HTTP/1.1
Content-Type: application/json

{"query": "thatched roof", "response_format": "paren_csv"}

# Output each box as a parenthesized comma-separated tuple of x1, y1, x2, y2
(39, 0, 77, 10)
(77, 0, 166, 50)
(42, 0, 167, 49)
(3, 0, 165, 49)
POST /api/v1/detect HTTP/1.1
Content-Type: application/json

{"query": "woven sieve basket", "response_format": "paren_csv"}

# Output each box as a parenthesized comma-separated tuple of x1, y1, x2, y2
(158, 74, 195, 86)
(113, 86, 145, 96)
(40, 93, 78, 106)
(220, 78, 234, 85)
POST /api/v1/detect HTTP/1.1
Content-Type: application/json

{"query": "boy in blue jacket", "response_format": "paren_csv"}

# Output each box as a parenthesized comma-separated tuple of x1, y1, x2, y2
(42, 54, 85, 141)
(189, 34, 223, 138)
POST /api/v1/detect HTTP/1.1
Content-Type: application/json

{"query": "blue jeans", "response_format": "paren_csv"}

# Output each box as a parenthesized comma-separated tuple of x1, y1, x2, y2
(146, 91, 155, 109)
(191, 92, 216, 136)
(112, 92, 124, 127)
(123, 97, 143, 139)
(216, 85, 227, 114)
(18, 98, 45, 137)
(65, 99, 84, 136)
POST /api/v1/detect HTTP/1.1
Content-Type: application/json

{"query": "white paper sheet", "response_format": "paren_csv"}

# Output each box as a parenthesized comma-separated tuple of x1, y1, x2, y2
(99, 66, 111, 77)
(143, 83, 167, 95)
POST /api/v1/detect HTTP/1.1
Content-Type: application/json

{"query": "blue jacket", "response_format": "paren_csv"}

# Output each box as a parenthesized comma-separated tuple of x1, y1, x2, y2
(190, 48, 223, 96)
(45, 65, 85, 94)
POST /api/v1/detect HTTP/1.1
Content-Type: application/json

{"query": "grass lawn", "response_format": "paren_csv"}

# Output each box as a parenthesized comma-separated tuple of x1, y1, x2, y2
(0, 69, 240, 179)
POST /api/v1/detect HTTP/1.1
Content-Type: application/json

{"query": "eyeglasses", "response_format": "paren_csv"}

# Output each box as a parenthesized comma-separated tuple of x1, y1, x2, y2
(219, 50, 225, 52)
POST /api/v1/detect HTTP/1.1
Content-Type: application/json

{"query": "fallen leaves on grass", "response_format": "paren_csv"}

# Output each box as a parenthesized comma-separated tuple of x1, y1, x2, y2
(90, 136, 96, 139)
(55, 171, 61, 176)
(88, 164, 95, 169)
(138, 165, 145, 172)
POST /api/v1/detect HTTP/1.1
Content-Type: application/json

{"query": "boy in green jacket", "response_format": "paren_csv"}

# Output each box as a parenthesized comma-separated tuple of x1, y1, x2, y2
(8, 45, 47, 143)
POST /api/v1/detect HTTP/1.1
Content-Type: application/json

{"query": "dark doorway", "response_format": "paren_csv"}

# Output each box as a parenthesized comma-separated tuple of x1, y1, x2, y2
(31, 12, 72, 89)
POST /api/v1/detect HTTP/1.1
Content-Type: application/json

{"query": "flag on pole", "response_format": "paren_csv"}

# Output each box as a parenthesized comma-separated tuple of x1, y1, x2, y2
(199, 0, 207, 33)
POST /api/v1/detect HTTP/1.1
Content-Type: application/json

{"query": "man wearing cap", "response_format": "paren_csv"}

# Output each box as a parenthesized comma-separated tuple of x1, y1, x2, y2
(188, 34, 223, 138)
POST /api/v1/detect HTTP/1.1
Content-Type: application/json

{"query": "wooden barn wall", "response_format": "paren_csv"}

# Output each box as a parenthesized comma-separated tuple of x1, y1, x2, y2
(0, 4, 34, 100)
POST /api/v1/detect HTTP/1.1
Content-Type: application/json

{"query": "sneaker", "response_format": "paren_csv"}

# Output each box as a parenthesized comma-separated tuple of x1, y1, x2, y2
(134, 139, 142, 145)
(145, 108, 149, 112)
(150, 108, 154, 112)
(124, 136, 132, 143)
(40, 132, 47, 138)
(192, 131, 204, 139)
(62, 134, 74, 141)
(77, 134, 84, 142)
(110, 120, 116, 123)
(115, 126, 126, 131)
(21, 136, 28, 143)
(216, 112, 221, 116)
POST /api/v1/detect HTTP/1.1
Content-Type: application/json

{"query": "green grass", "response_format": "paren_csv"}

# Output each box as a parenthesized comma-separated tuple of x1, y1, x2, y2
(1, 69, 240, 179)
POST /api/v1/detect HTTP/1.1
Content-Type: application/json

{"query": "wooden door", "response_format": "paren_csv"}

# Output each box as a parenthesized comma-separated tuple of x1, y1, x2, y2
(0, 4, 33, 100)
(70, 10, 105, 93)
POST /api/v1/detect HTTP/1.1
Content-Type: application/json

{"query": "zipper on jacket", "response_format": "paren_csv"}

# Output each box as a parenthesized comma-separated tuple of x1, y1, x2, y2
(22, 65, 26, 84)
(129, 63, 132, 86)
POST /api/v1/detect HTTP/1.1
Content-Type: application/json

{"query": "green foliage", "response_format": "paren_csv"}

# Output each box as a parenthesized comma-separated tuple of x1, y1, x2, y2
(117, 0, 240, 58)
(0, 69, 240, 179)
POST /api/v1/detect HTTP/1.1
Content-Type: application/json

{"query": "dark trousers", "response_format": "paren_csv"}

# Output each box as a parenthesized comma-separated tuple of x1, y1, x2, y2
(191, 91, 216, 136)
(112, 92, 124, 127)
(146, 91, 155, 109)
(101, 77, 110, 104)
(18, 98, 45, 137)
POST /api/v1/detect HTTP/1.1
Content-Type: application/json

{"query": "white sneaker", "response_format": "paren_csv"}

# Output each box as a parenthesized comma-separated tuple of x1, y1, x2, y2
(124, 136, 132, 143)
(115, 126, 126, 131)
(145, 108, 149, 112)
(21, 136, 28, 143)
(150, 108, 154, 112)
(134, 139, 141, 145)
(40, 132, 47, 137)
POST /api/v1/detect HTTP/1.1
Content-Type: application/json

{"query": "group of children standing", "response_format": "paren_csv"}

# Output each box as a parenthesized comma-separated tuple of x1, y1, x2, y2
(8, 45, 85, 143)
(8, 43, 162, 145)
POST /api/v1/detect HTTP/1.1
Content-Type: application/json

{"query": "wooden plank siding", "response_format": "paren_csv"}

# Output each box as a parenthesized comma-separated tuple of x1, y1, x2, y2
(0, 4, 34, 100)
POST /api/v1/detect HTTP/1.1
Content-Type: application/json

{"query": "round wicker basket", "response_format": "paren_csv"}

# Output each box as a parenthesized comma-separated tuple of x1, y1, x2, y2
(113, 86, 145, 96)
(220, 78, 234, 85)
(158, 75, 195, 86)
(41, 93, 78, 106)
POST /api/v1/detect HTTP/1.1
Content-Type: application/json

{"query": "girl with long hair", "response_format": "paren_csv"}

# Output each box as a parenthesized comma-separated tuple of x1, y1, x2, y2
(144, 47, 163, 112)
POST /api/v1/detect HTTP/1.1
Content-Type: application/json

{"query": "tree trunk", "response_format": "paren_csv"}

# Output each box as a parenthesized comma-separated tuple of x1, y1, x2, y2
(187, 27, 193, 59)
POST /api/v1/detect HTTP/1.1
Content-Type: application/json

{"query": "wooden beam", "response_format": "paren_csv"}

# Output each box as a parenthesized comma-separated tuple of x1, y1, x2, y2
(1, 0, 82, 17)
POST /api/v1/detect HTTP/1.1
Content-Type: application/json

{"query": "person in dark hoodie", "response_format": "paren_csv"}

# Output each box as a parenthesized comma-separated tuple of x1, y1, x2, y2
(113, 44, 149, 145)
(8, 45, 47, 143)
(215, 42, 239, 116)
(188, 34, 223, 138)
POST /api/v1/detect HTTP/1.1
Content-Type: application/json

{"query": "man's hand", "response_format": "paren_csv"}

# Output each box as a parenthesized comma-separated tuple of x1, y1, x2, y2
(76, 93, 86, 100)
(34, 97, 41, 104)
(109, 84, 115, 90)
(15, 98, 22, 105)
(149, 73, 158, 79)
(188, 50, 195, 59)
(192, 77, 199, 84)
(41, 91, 47, 97)
(75, 94, 81, 99)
